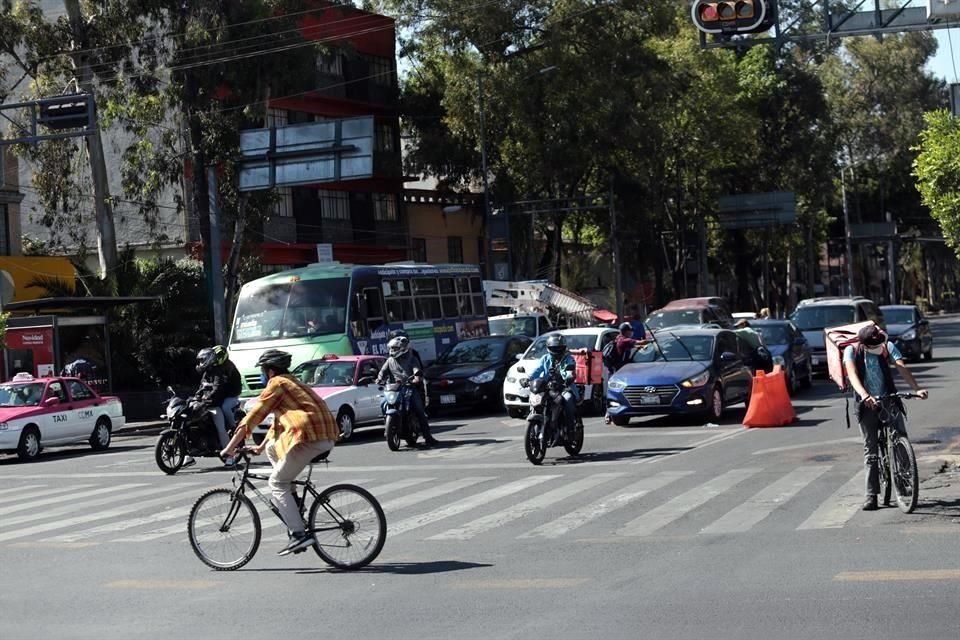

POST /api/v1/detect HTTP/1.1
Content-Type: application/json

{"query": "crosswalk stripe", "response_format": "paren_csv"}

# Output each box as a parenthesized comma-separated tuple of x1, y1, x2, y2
(0, 484, 184, 531)
(0, 485, 198, 543)
(47, 505, 191, 542)
(700, 465, 831, 534)
(518, 471, 694, 540)
(0, 483, 146, 516)
(428, 473, 627, 540)
(389, 475, 557, 536)
(796, 470, 866, 530)
(0, 485, 89, 506)
(616, 468, 762, 537)
(0, 485, 45, 498)
(380, 477, 494, 513)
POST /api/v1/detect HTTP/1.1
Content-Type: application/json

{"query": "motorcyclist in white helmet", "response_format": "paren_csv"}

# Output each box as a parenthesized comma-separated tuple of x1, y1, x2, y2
(376, 335, 439, 446)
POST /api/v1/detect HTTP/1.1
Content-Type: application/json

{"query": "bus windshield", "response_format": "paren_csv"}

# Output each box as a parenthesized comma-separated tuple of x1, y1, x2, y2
(231, 278, 350, 343)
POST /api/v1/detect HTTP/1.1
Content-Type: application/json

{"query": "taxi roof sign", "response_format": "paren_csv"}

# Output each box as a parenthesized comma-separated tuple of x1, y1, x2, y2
(11, 372, 35, 382)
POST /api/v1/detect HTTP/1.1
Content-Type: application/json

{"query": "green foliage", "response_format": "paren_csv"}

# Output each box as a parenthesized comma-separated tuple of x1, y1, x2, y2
(914, 110, 960, 253)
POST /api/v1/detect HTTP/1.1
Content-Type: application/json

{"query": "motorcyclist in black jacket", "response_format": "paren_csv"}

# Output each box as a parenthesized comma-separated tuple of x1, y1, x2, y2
(191, 345, 242, 463)
(376, 336, 439, 446)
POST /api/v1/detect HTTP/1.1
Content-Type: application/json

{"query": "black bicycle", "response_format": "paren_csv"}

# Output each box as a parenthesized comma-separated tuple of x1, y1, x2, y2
(187, 447, 386, 571)
(875, 392, 922, 514)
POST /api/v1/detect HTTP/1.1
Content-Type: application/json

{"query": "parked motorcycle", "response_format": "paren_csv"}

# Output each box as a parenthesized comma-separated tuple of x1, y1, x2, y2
(521, 368, 584, 465)
(154, 386, 244, 474)
(383, 376, 424, 451)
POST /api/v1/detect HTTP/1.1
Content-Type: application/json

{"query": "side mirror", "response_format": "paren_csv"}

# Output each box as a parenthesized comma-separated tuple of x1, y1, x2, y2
(516, 366, 526, 374)
(357, 376, 375, 386)
(719, 351, 738, 363)
(43, 397, 60, 407)
(515, 353, 523, 361)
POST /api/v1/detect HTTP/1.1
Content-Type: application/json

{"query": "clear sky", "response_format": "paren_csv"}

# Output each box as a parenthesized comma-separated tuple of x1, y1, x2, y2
(929, 29, 960, 83)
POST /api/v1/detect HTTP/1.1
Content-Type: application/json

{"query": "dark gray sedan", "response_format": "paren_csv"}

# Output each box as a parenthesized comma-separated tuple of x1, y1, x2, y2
(879, 305, 933, 361)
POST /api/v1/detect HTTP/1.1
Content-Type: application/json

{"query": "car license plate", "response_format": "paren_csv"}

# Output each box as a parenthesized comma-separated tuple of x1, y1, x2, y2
(440, 394, 456, 405)
(640, 394, 660, 405)
(811, 357, 819, 366)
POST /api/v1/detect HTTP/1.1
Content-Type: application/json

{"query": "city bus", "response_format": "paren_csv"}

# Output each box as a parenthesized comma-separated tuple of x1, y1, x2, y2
(228, 263, 489, 394)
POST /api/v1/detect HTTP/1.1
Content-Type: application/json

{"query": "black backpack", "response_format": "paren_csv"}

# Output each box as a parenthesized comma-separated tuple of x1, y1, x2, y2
(601, 340, 621, 373)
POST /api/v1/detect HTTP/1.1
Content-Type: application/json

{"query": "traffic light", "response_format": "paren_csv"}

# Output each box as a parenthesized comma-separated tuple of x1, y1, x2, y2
(37, 93, 94, 131)
(691, 0, 774, 35)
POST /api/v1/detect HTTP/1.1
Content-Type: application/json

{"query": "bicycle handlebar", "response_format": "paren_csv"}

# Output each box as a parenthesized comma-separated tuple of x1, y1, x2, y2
(874, 392, 924, 400)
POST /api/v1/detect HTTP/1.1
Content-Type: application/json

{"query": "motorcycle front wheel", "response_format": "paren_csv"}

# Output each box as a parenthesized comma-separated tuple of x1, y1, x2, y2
(385, 414, 401, 451)
(155, 431, 185, 475)
(564, 418, 584, 457)
(525, 420, 546, 465)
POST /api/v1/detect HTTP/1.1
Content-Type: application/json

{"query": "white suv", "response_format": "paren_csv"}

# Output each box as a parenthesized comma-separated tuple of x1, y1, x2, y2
(502, 327, 618, 419)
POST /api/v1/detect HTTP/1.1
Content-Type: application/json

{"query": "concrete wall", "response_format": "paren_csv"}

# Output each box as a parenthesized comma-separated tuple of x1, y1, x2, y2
(406, 200, 484, 264)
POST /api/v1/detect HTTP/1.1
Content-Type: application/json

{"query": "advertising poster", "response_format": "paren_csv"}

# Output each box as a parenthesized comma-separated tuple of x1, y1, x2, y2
(6, 327, 55, 378)
(403, 321, 438, 362)
(456, 319, 489, 340)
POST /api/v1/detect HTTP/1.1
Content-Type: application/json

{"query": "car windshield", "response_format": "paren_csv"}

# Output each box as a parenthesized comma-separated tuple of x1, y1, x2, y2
(790, 305, 856, 331)
(293, 361, 355, 386)
(882, 308, 915, 324)
(524, 334, 598, 359)
(489, 317, 537, 337)
(437, 338, 506, 364)
(756, 325, 791, 345)
(231, 277, 349, 343)
(646, 309, 702, 330)
(631, 335, 714, 362)
(0, 382, 45, 407)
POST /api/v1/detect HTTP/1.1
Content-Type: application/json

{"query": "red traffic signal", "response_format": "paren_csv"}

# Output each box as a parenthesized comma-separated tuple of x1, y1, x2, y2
(692, 0, 772, 35)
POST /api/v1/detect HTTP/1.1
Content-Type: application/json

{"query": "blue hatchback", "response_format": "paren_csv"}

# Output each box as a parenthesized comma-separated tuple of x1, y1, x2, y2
(605, 328, 753, 426)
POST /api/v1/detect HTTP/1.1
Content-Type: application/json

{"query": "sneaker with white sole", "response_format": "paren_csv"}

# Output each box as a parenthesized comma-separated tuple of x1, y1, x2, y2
(278, 533, 316, 556)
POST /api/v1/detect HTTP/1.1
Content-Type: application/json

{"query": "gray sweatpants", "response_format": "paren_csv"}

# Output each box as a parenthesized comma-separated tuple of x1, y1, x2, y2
(265, 438, 335, 535)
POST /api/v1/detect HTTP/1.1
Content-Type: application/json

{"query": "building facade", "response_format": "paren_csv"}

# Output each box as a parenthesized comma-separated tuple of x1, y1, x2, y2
(0, 149, 24, 256)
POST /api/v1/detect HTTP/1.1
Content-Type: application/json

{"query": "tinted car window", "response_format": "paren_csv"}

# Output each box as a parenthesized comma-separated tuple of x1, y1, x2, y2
(67, 380, 96, 401)
(756, 324, 790, 345)
(646, 309, 704, 330)
(631, 335, 714, 362)
(790, 305, 856, 331)
(882, 308, 916, 324)
(716, 333, 738, 357)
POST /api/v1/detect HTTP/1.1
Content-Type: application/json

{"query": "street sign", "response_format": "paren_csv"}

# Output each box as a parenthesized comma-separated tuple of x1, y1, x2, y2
(316, 243, 334, 263)
(850, 222, 896, 240)
(928, 0, 960, 19)
(238, 117, 374, 191)
(717, 191, 796, 230)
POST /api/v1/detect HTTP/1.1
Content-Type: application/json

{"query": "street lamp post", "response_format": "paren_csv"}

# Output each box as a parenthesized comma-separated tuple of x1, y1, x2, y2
(840, 166, 855, 296)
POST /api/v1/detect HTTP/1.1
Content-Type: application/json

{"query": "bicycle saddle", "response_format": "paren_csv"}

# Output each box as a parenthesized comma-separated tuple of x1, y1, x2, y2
(310, 450, 331, 464)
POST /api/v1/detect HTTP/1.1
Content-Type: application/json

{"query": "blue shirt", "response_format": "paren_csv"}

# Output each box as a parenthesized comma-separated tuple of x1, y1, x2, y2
(630, 320, 647, 340)
(529, 353, 579, 400)
(843, 341, 902, 397)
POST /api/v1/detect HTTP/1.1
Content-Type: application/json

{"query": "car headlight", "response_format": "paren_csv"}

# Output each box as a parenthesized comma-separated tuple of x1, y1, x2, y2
(681, 369, 711, 388)
(901, 329, 916, 340)
(469, 370, 497, 384)
(773, 355, 785, 367)
(0, 422, 7, 431)
(608, 379, 627, 391)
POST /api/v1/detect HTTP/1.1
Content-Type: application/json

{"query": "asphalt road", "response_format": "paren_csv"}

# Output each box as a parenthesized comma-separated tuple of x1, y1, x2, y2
(2, 319, 960, 640)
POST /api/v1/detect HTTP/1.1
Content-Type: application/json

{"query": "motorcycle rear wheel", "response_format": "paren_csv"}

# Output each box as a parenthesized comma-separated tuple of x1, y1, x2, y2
(155, 431, 185, 475)
(385, 415, 401, 451)
(525, 421, 546, 465)
(564, 418, 584, 456)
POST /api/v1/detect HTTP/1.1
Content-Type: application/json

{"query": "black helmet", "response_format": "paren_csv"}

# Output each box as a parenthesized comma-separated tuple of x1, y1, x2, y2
(546, 334, 567, 357)
(196, 345, 228, 373)
(256, 349, 292, 371)
(388, 329, 409, 340)
(619, 322, 633, 333)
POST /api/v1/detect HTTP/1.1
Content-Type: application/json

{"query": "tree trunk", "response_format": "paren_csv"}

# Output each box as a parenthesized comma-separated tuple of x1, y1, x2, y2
(64, 0, 118, 281)
(224, 194, 249, 328)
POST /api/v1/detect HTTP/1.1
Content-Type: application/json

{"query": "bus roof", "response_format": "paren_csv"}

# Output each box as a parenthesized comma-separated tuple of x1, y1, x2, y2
(240, 262, 482, 288)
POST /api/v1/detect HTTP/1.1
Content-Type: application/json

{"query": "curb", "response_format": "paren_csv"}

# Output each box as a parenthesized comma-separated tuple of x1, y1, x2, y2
(114, 421, 167, 437)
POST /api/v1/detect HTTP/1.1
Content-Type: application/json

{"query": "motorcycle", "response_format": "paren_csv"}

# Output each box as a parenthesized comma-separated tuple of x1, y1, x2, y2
(154, 386, 245, 474)
(521, 368, 584, 465)
(383, 375, 424, 451)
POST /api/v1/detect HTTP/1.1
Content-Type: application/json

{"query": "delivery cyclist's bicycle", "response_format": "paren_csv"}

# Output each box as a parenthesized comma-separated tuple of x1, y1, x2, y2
(187, 447, 386, 571)
(875, 392, 922, 514)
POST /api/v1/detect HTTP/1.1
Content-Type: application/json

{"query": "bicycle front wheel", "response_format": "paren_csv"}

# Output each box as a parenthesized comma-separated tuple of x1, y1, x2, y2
(308, 483, 386, 570)
(188, 488, 261, 571)
(890, 435, 919, 514)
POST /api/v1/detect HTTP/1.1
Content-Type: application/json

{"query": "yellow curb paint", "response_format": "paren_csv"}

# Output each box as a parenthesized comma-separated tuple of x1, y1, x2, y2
(105, 580, 218, 590)
(833, 569, 960, 582)
(9, 542, 99, 549)
(450, 578, 591, 589)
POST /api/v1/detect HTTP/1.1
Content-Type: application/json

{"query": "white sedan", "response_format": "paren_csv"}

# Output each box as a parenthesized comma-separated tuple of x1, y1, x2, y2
(502, 327, 619, 419)
(243, 355, 386, 443)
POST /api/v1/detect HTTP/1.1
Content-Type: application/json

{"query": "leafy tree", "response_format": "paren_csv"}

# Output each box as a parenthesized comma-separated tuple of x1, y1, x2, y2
(914, 110, 960, 253)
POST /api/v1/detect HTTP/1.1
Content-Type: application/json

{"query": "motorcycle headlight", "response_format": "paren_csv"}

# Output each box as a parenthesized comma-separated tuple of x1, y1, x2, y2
(469, 370, 497, 384)
(681, 369, 711, 388)
(901, 329, 916, 340)
(773, 355, 785, 367)
(385, 391, 399, 404)
(608, 379, 627, 391)
(529, 393, 543, 407)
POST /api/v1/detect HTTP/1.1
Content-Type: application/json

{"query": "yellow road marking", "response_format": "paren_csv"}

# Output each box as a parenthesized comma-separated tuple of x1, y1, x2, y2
(450, 578, 590, 589)
(833, 569, 960, 582)
(9, 541, 98, 549)
(105, 579, 218, 590)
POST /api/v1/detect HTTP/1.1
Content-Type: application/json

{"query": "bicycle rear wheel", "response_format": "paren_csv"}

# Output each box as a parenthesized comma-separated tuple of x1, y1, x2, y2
(878, 434, 892, 507)
(308, 483, 386, 570)
(188, 488, 261, 571)
(890, 435, 919, 514)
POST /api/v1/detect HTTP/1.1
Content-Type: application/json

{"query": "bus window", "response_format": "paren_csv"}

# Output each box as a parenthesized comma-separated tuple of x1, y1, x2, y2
(232, 278, 349, 342)
(470, 276, 485, 316)
(384, 278, 416, 322)
(455, 277, 474, 316)
(413, 278, 442, 320)
(352, 287, 386, 337)
(439, 277, 458, 318)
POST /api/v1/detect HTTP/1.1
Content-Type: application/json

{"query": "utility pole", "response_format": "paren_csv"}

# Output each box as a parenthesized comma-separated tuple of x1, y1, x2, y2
(610, 180, 623, 319)
(64, 0, 118, 280)
(840, 167, 855, 296)
(207, 167, 226, 345)
(477, 71, 495, 280)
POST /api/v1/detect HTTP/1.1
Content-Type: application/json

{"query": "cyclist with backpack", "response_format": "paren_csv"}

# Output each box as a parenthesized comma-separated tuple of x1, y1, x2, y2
(843, 324, 928, 511)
